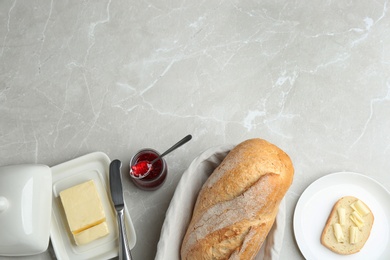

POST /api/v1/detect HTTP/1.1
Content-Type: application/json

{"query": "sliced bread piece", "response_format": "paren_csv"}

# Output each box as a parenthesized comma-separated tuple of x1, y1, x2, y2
(321, 196, 374, 255)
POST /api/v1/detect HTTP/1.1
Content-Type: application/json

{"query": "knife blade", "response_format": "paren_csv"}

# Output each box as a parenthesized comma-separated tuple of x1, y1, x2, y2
(109, 159, 132, 260)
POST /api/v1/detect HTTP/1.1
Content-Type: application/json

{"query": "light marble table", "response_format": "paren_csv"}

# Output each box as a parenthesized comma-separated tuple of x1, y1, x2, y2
(1, 0, 390, 259)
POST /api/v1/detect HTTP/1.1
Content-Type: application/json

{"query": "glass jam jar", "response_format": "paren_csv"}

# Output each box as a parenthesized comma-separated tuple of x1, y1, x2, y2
(129, 149, 167, 191)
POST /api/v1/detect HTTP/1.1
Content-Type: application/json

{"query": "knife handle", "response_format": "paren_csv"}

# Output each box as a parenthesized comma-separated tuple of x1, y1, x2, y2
(117, 208, 132, 260)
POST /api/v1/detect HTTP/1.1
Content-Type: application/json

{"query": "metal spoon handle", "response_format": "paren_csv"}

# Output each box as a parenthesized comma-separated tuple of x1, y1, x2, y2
(151, 134, 192, 164)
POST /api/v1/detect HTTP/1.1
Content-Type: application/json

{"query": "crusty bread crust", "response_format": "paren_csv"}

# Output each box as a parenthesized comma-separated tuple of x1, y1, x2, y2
(180, 138, 294, 259)
(321, 196, 374, 255)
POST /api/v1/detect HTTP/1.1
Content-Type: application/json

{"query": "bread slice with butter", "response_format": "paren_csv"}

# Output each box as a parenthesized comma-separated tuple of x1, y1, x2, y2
(321, 196, 374, 255)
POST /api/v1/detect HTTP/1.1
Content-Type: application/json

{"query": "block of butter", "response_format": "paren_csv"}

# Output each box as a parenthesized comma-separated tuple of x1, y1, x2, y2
(74, 221, 109, 245)
(60, 180, 109, 245)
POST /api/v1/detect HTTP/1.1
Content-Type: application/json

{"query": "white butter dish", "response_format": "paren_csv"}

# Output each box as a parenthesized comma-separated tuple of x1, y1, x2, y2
(0, 164, 52, 256)
(50, 152, 136, 260)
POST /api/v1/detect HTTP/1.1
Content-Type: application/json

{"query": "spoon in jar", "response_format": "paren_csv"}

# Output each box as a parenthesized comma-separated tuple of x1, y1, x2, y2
(130, 134, 192, 179)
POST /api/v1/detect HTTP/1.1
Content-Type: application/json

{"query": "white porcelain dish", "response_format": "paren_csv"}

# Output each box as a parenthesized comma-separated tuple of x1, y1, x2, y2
(50, 152, 136, 260)
(0, 164, 52, 256)
(156, 145, 287, 260)
(294, 172, 390, 259)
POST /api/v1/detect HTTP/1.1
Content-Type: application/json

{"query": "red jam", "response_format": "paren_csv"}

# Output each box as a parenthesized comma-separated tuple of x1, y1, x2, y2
(131, 161, 150, 177)
(129, 149, 167, 190)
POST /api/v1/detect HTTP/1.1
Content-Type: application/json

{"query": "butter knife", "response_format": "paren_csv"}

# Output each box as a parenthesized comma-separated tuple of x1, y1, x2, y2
(109, 159, 132, 260)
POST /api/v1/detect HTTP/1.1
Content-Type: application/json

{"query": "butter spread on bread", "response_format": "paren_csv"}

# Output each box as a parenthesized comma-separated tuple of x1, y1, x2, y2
(321, 196, 374, 255)
(180, 138, 294, 259)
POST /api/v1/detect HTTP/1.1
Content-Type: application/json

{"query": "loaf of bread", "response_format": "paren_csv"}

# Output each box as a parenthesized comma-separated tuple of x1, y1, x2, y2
(180, 138, 294, 259)
(321, 196, 374, 255)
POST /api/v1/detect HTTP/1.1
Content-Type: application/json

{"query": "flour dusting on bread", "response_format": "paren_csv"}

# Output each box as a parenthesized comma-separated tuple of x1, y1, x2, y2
(181, 138, 294, 259)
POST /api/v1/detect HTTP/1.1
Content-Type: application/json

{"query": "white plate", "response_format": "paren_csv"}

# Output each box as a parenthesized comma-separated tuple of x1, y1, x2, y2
(156, 145, 287, 260)
(50, 152, 136, 260)
(293, 172, 390, 260)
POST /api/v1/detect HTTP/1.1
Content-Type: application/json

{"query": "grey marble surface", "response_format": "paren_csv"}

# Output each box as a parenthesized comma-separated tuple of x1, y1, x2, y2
(1, 0, 390, 259)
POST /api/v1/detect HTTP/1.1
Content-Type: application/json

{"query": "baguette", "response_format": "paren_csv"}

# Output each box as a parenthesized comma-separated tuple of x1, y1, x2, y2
(321, 196, 374, 255)
(180, 138, 294, 259)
